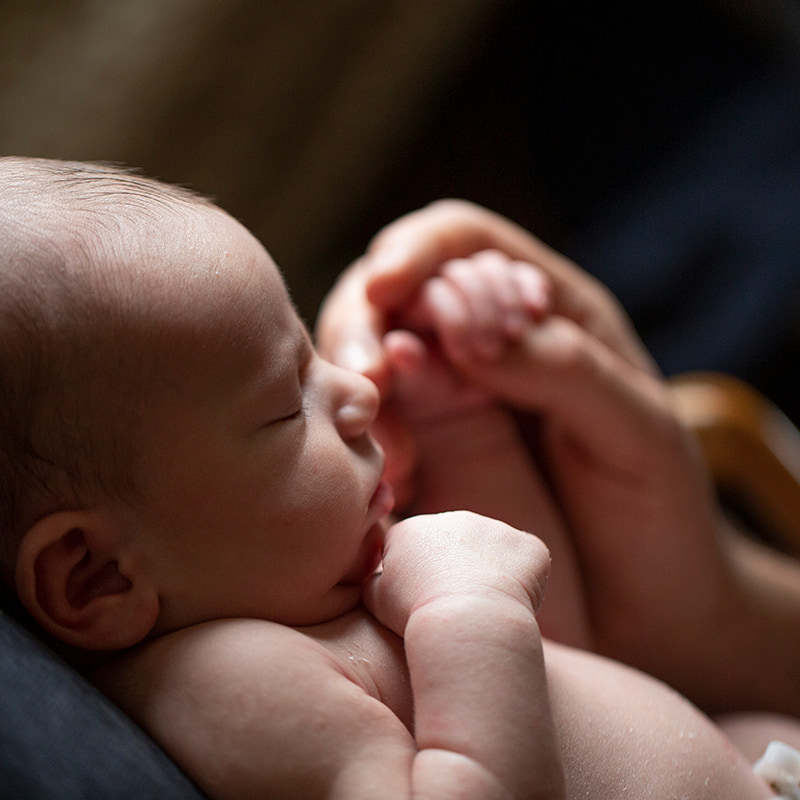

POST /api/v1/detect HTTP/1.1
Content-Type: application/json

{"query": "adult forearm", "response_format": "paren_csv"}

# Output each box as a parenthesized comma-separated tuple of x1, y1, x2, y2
(667, 524, 800, 716)
(727, 531, 800, 716)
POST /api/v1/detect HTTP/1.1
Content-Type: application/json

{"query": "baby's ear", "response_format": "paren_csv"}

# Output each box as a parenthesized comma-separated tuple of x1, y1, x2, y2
(15, 510, 159, 651)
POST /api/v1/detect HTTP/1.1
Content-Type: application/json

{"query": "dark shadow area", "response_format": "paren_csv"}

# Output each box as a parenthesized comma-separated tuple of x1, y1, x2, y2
(333, 1, 800, 424)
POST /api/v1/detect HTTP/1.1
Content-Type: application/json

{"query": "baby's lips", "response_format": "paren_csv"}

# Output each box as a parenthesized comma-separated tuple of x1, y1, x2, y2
(368, 478, 395, 519)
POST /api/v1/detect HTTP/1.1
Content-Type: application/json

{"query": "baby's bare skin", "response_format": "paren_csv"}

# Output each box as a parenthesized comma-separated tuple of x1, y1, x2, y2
(1, 161, 788, 800)
(95, 607, 772, 800)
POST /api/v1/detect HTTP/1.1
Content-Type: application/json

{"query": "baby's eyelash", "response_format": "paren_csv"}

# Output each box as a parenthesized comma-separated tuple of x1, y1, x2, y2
(279, 395, 307, 423)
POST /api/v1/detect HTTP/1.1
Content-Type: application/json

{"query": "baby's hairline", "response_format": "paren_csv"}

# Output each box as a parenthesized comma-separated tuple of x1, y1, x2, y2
(0, 155, 215, 208)
(1, 155, 225, 265)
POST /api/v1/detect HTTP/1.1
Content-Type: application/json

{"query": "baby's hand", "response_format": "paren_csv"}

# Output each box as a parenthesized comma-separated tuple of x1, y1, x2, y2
(363, 511, 551, 637)
(374, 251, 551, 505)
(381, 250, 551, 424)
(396, 249, 552, 365)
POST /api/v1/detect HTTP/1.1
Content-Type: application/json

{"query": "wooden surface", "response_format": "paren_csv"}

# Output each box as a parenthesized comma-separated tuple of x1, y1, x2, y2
(671, 372, 800, 556)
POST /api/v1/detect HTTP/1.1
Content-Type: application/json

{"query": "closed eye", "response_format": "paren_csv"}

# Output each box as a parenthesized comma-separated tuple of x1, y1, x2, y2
(265, 329, 312, 427)
(278, 406, 304, 423)
(271, 391, 307, 425)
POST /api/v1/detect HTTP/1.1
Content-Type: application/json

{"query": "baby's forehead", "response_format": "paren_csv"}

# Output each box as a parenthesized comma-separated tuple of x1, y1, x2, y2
(2, 159, 293, 351)
(106, 206, 291, 345)
(80, 199, 268, 297)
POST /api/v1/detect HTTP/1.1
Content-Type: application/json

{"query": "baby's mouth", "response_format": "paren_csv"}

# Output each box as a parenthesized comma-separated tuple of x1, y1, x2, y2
(340, 478, 393, 587)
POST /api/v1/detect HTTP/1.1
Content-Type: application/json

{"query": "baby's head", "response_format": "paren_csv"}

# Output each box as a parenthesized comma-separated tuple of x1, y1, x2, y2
(0, 158, 212, 592)
(0, 157, 389, 657)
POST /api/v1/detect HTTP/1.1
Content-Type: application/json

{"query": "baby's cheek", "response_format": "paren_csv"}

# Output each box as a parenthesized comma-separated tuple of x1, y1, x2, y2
(298, 438, 366, 518)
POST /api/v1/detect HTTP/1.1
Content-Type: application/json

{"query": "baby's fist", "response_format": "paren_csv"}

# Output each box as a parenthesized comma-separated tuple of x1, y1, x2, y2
(363, 511, 551, 637)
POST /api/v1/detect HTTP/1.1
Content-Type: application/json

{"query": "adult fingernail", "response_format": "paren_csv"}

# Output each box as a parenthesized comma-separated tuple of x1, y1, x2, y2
(370, 244, 409, 275)
(335, 341, 376, 374)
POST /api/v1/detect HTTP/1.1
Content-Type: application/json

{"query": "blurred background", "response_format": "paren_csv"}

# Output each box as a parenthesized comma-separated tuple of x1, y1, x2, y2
(3, 0, 800, 420)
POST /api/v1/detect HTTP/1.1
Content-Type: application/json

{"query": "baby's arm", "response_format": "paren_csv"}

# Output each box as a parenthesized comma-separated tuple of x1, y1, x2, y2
(365, 511, 564, 799)
(94, 620, 421, 800)
(93, 512, 563, 800)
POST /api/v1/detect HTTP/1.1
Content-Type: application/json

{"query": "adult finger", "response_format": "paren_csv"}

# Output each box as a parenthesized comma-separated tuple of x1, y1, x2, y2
(363, 199, 656, 373)
(459, 316, 678, 475)
(315, 258, 393, 392)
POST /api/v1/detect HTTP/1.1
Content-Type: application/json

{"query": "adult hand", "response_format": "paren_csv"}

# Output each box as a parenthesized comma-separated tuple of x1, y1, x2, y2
(454, 311, 751, 712)
(316, 199, 656, 386)
(315, 198, 657, 524)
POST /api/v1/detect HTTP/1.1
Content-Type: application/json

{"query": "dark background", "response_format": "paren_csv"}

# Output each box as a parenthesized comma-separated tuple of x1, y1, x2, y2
(3, 0, 800, 419)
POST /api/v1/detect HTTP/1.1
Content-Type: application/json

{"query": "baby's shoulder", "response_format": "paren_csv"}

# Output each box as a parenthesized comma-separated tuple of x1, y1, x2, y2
(93, 617, 343, 708)
(92, 611, 408, 720)
(91, 617, 415, 797)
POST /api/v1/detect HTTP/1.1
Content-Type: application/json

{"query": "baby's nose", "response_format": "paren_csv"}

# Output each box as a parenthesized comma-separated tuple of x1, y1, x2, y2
(334, 369, 380, 440)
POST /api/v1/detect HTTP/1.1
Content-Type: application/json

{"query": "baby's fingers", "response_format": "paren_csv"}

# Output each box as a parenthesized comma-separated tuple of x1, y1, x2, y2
(403, 251, 552, 364)
(506, 256, 553, 323)
(364, 512, 553, 636)
(404, 275, 478, 362)
(383, 330, 490, 422)
(442, 252, 552, 351)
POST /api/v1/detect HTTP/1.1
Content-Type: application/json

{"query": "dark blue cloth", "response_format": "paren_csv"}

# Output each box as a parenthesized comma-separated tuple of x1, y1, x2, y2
(571, 60, 800, 408)
(0, 612, 206, 799)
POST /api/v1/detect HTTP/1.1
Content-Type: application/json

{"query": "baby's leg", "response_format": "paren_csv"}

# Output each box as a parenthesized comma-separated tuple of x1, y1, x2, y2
(544, 641, 775, 799)
(717, 712, 800, 762)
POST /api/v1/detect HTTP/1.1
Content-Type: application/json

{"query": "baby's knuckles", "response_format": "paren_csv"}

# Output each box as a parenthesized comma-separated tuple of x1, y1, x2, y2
(370, 512, 550, 632)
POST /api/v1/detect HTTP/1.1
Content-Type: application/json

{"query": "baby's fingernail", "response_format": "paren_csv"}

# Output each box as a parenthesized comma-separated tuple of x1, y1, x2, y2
(505, 310, 527, 338)
(525, 281, 553, 316)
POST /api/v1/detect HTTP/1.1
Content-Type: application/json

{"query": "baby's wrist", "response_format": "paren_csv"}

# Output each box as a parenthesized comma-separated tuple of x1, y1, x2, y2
(407, 591, 540, 642)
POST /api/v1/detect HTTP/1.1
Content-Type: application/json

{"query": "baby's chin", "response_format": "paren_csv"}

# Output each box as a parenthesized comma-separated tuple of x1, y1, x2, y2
(340, 521, 385, 586)
(288, 525, 387, 628)
(293, 583, 368, 629)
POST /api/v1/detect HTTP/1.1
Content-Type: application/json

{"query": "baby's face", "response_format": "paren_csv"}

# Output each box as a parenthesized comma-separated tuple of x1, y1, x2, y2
(128, 209, 392, 631)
